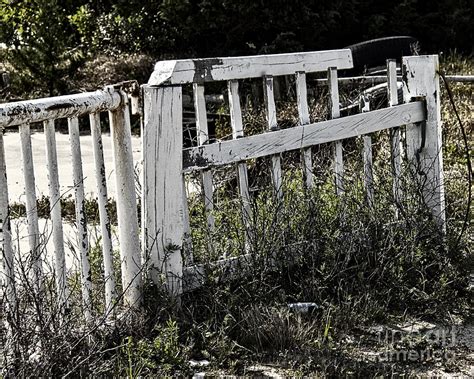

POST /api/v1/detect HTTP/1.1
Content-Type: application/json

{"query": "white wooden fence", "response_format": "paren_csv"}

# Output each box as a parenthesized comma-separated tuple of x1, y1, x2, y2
(0, 50, 445, 321)
(0, 86, 142, 322)
(143, 51, 445, 298)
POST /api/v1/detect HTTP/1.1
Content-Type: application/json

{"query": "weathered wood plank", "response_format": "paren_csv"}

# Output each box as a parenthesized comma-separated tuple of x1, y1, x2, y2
(328, 68, 344, 194)
(263, 75, 283, 200)
(68, 117, 92, 320)
(295, 71, 313, 188)
(360, 96, 374, 206)
(387, 59, 402, 207)
(264, 76, 278, 131)
(0, 131, 16, 311)
(149, 49, 353, 85)
(228, 80, 252, 228)
(229, 80, 245, 139)
(89, 112, 116, 315)
(193, 83, 215, 233)
(181, 175, 193, 264)
(363, 135, 374, 205)
(142, 85, 184, 298)
(44, 119, 68, 309)
(19, 123, 43, 290)
(362, 99, 374, 207)
(109, 99, 142, 307)
(0, 90, 122, 127)
(184, 102, 425, 171)
(403, 55, 445, 228)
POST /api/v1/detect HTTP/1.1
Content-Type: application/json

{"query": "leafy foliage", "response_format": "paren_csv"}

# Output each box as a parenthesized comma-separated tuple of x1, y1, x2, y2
(66, 0, 474, 57)
(0, 0, 87, 96)
(1, 0, 472, 96)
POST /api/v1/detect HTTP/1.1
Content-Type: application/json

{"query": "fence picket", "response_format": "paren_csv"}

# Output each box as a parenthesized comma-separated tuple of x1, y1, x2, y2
(387, 59, 401, 207)
(0, 131, 16, 311)
(193, 84, 215, 233)
(109, 97, 142, 307)
(228, 80, 252, 231)
(44, 120, 68, 309)
(181, 175, 193, 264)
(89, 112, 116, 315)
(263, 76, 283, 200)
(68, 117, 92, 320)
(19, 123, 43, 289)
(360, 97, 374, 206)
(295, 72, 313, 189)
(328, 68, 343, 194)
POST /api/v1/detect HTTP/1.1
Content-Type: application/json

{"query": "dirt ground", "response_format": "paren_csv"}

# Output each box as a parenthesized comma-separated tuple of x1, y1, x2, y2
(193, 320, 473, 377)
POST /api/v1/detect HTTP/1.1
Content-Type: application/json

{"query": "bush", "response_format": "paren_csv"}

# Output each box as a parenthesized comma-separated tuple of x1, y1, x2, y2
(0, 0, 86, 97)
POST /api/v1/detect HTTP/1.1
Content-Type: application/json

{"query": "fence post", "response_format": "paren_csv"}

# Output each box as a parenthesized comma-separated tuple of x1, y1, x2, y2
(402, 55, 446, 229)
(142, 85, 184, 300)
(109, 90, 142, 308)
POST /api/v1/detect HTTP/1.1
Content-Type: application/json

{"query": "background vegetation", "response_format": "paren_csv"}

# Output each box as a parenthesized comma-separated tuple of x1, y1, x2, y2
(1, 0, 473, 97)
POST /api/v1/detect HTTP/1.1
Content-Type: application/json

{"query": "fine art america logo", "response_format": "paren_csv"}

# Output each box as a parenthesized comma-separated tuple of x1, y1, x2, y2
(376, 326, 457, 363)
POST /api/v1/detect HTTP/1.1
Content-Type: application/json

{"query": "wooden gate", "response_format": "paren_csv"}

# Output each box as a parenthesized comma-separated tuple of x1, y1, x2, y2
(142, 51, 445, 298)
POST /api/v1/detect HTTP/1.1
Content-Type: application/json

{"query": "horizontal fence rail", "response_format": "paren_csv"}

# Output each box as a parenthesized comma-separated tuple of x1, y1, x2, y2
(148, 49, 353, 85)
(183, 101, 425, 171)
(0, 89, 122, 127)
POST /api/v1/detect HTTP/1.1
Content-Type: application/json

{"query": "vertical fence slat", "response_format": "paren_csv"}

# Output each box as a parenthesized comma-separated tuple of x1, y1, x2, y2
(19, 123, 42, 289)
(402, 55, 445, 229)
(193, 84, 215, 233)
(328, 68, 343, 194)
(68, 117, 92, 320)
(360, 96, 374, 206)
(295, 71, 313, 189)
(263, 75, 283, 200)
(387, 59, 402, 206)
(44, 120, 68, 308)
(181, 174, 193, 264)
(228, 80, 252, 229)
(142, 87, 158, 284)
(0, 131, 16, 311)
(109, 95, 142, 306)
(89, 112, 117, 315)
(142, 85, 183, 299)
